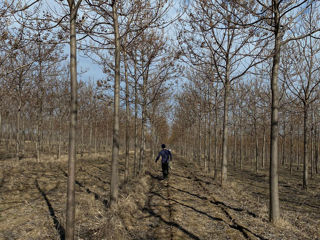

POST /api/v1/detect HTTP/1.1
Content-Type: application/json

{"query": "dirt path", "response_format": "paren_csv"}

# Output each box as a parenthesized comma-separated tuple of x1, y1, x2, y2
(129, 160, 264, 239)
(119, 156, 317, 240)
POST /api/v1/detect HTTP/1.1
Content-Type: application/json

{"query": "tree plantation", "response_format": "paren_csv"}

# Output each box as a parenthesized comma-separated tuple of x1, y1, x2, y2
(0, 0, 319, 239)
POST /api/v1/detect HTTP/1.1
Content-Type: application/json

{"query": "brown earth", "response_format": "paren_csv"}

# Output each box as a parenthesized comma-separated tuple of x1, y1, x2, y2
(0, 149, 319, 240)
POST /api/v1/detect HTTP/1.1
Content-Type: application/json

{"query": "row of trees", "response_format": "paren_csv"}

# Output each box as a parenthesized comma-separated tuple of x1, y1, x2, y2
(171, 0, 320, 224)
(2, 0, 320, 239)
(1, 1, 174, 239)
(171, 76, 320, 177)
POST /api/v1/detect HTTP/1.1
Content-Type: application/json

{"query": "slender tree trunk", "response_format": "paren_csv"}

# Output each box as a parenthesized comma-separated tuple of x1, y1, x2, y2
(290, 124, 293, 175)
(151, 123, 156, 160)
(213, 105, 218, 179)
(36, 122, 41, 162)
(303, 104, 309, 189)
(66, 1, 81, 239)
(262, 127, 266, 169)
(110, 0, 120, 207)
(94, 121, 97, 155)
(269, 4, 281, 223)
(282, 120, 286, 166)
(16, 97, 21, 160)
(58, 118, 62, 159)
(255, 124, 259, 173)
(139, 110, 146, 173)
(48, 118, 53, 154)
(240, 111, 243, 170)
(315, 124, 319, 174)
(139, 108, 144, 173)
(124, 50, 130, 181)
(134, 60, 138, 176)
(21, 117, 25, 157)
(221, 78, 230, 186)
(89, 121, 93, 155)
(311, 111, 314, 179)
(81, 121, 84, 156)
(207, 110, 211, 173)
(297, 132, 300, 170)
(204, 112, 207, 171)
(0, 112, 2, 143)
(233, 122, 237, 167)
(198, 113, 202, 166)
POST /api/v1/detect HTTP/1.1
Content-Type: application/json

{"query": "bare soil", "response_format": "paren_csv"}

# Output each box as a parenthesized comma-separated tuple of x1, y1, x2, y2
(0, 149, 319, 240)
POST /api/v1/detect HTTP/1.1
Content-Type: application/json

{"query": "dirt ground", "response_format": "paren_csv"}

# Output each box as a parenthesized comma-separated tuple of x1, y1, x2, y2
(0, 149, 319, 240)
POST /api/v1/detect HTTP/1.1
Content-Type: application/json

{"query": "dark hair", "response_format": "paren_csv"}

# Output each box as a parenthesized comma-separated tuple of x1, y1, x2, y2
(161, 144, 166, 148)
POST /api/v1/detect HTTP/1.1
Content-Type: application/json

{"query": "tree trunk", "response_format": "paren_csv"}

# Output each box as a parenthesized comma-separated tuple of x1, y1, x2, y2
(233, 122, 237, 167)
(58, 118, 62, 159)
(311, 111, 314, 179)
(290, 124, 293, 175)
(213, 105, 218, 179)
(36, 122, 41, 162)
(297, 133, 300, 170)
(89, 121, 93, 155)
(81, 121, 84, 156)
(139, 110, 146, 173)
(16, 97, 21, 160)
(133, 58, 138, 176)
(0, 112, 2, 143)
(21, 117, 25, 157)
(66, 0, 80, 239)
(198, 112, 202, 166)
(315, 124, 319, 174)
(240, 111, 243, 170)
(255, 123, 259, 173)
(269, 3, 281, 223)
(262, 127, 266, 169)
(124, 50, 130, 181)
(110, 0, 120, 207)
(94, 121, 97, 155)
(221, 78, 230, 186)
(282, 119, 286, 166)
(303, 104, 309, 189)
(207, 110, 211, 173)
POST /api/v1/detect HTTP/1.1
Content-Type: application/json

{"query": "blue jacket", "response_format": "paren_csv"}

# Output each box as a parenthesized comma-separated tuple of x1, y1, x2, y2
(156, 149, 172, 163)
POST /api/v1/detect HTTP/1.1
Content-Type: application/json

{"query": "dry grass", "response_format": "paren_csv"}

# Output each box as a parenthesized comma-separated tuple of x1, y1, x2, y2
(1, 145, 319, 239)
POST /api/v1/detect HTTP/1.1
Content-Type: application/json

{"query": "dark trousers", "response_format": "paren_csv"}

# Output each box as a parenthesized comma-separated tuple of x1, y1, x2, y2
(162, 162, 169, 178)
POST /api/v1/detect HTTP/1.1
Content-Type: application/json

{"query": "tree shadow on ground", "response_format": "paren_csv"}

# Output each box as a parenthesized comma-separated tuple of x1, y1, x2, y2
(142, 180, 201, 240)
(169, 178, 268, 240)
(146, 171, 164, 181)
(35, 179, 65, 240)
(79, 167, 110, 185)
(59, 168, 108, 208)
(171, 172, 192, 181)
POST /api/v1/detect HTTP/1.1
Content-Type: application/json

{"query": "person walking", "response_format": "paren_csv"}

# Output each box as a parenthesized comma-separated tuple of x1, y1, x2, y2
(155, 144, 172, 179)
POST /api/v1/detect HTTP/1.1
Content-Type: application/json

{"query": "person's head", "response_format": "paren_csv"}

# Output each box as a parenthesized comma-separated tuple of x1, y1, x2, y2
(161, 144, 166, 149)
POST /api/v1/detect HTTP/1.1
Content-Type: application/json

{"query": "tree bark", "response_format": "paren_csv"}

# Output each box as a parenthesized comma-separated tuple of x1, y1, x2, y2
(214, 104, 218, 179)
(0, 112, 2, 143)
(221, 78, 230, 186)
(66, 0, 81, 239)
(255, 123, 259, 173)
(269, 2, 281, 223)
(58, 117, 62, 159)
(303, 104, 309, 189)
(315, 124, 319, 174)
(240, 110, 243, 170)
(16, 97, 21, 160)
(262, 127, 266, 169)
(290, 124, 293, 175)
(134, 59, 138, 176)
(110, 0, 120, 207)
(124, 50, 130, 181)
